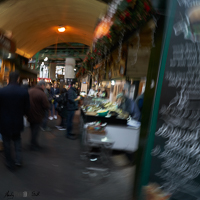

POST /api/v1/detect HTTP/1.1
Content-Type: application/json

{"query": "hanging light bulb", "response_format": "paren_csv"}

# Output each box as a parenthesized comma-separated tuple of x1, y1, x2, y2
(58, 26, 66, 32)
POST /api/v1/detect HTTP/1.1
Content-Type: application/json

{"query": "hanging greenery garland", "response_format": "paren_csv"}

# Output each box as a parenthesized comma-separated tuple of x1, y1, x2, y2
(81, 0, 155, 72)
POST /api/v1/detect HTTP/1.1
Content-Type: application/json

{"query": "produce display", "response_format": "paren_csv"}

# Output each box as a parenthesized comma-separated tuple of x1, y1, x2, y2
(80, 91, 87, 97)
(81, 97, 129, 119)
(87, 121, 107, 135)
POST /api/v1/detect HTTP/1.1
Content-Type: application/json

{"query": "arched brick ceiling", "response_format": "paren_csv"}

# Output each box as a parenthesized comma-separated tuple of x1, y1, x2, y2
(0, 0, 107, 58)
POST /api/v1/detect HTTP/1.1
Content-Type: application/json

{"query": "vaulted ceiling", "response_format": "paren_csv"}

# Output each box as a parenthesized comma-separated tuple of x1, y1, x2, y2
(0, 0, 107, 58)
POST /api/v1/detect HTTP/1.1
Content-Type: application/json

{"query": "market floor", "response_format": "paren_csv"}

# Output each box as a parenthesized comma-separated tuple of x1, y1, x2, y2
(0, 110, 135, 200)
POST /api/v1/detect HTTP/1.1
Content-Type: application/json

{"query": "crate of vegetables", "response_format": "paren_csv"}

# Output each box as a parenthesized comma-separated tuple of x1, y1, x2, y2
(86, 121, 107, 135)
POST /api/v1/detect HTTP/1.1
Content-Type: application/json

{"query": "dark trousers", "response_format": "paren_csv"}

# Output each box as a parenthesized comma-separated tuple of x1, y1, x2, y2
(67, 110, 75, 136)
(60, 117, 66, 127)
(42, 110, 49, 129)
(51, 102, 58, 116)
(30, 123, 40, 147)
(2, 133, 22, 166)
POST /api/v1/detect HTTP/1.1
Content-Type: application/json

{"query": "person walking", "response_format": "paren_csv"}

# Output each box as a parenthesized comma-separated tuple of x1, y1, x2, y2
(0, 71, 30, 169)
(56, 88, 68, 130)
(66, 81, 80, 140)
(50, 83, 60, 120)
(41, 83, 52, 131)
(28, 80, 50, 151)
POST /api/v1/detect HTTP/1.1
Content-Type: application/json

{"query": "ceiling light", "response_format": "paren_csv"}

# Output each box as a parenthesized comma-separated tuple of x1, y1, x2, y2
(58, 26, 66, 32)
(44, 57, 48, 61)
(74, 68, 76, 71)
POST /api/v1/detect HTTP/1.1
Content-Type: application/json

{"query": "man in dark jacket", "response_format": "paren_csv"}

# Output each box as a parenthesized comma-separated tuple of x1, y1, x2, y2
(67, 81, 80, 140)
(0, 71, 30, 169)
(50, 83, 60, 120)
(28, 80, 50, 150)
(56, 88, 68, 130)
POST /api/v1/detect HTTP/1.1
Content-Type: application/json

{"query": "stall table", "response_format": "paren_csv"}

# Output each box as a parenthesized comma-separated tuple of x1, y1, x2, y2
(80, 109, 140, 153)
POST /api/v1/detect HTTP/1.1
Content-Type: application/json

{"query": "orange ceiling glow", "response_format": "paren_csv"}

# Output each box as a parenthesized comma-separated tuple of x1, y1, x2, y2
(0, 0, 107, 58)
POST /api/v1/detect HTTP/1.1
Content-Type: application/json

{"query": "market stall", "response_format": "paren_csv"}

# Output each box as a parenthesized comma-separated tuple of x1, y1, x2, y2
(78, 0, 156, 154)
(80, 96, 141, 152)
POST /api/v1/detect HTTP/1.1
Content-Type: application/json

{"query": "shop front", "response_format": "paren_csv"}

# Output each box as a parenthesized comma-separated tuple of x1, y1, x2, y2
(15, 55, 38, 86)
(75, 0, 178, 199)
(0, 30, 16, 85)
(78, 0, 157, 162)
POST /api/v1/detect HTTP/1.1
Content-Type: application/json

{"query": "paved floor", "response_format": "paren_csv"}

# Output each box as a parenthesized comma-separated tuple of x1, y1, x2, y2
(0, 111, 135, 200)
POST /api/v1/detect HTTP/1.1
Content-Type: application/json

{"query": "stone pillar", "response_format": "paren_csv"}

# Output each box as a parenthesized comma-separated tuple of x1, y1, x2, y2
(49, 63, 56, 80)
(65, 58, 75, 79)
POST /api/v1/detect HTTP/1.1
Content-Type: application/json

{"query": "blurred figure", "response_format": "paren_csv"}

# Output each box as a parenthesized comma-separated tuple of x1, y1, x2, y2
(88, 86, 96, 96)
(101, 87, 108, 98)
(41, 83, 52, 131)
(50, 83, 60, 120)
(135, 93, 144, 121)
(56, 88, 68, 130)
(76, 87, 80, 96)
(65, 85, 70, 91)
(0, 71, 30, 169)
(21, 79, 30, 127)
(66, 81, 80, 140)
(21, 79, 29, 90)
(116, 93, 140, 121)
(96, 88, 101, 97)
(28, 80, 49, 151)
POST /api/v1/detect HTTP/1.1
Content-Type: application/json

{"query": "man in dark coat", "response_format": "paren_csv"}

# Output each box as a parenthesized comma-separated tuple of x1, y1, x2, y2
(56, 88, 68, 130)
(50, 83, 60, 120)
(0, 71, 30, 169)
(66, 81, 80, 140)
(28, 80, 50, 150)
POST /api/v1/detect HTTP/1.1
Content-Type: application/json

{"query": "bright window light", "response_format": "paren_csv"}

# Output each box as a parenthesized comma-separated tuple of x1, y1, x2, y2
(111, 80, 115, 85)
